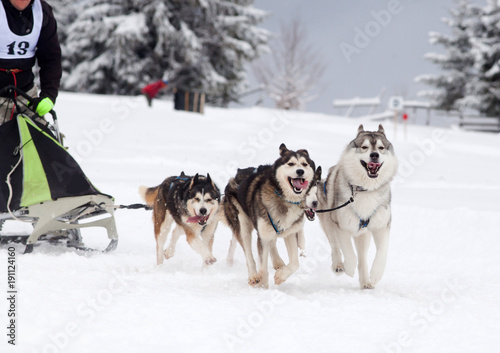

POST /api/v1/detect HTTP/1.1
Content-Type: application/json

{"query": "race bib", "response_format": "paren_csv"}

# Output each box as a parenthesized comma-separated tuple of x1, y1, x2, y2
(0, 0, 42, 60)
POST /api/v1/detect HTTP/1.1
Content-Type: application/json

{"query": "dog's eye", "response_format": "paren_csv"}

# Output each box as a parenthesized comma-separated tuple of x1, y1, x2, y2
(205, 198, 212, 203)
(288, 162, 295, 167)
(302, 163, 308, 167)
(379, 146, 385, 151)
(361, 146, 368, 150)
(194, 197, 201, 202)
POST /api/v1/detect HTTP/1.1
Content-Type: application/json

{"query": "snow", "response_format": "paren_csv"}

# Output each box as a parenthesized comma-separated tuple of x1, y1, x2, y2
(2, 92, 500, 353)
(112, 13, 147, 39)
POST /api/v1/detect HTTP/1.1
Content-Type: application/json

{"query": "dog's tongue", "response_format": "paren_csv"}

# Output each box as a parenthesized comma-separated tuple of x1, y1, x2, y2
(187, 215, 209, 224)
(368, 162, 381, 173)
(291, 178, 308, 190)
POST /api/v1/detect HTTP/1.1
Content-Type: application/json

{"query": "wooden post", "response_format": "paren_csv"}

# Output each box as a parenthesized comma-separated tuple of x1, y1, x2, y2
(193, 92, 199, 112)
(199, 93, 205, 114)
(184, 91, 189, 111)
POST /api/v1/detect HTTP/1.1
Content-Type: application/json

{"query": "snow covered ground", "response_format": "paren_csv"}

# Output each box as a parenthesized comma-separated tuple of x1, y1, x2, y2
(2, 92, 500, 353)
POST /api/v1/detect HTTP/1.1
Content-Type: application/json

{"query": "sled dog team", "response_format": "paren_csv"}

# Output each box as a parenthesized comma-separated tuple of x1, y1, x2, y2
(139, 125, 398, 289)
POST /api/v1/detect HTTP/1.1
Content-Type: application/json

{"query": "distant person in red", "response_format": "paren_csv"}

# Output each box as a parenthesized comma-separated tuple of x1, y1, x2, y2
(141, 79, 168, 107)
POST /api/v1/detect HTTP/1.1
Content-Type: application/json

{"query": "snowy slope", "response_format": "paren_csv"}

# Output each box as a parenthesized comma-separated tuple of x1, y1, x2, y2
(2, 92, 500, 353)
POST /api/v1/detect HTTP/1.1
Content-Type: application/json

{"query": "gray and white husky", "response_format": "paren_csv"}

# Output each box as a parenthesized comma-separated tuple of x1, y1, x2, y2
(317, 125, 398, 289)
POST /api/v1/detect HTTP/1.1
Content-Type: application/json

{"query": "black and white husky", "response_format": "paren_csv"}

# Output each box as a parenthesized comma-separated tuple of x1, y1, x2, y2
(318, 125, 398, 289)
(223, 144, 318, 288)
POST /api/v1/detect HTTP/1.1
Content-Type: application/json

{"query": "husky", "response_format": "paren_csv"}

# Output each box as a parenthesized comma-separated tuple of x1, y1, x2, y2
(225, 166, 321, 264)
(317, 125, 398, 289)
(139, 172, 221, 266)
(222, 144, 318, 288)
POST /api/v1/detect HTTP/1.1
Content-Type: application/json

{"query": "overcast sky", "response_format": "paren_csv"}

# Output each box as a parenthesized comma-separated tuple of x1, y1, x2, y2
(242, 0, 461, 117)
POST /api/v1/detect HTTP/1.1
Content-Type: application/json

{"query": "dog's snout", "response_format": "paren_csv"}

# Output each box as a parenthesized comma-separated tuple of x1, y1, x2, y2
(370, 152, 379, 160)
(199, 207, 207, 215)
(312, 201, 318, 209)
(296, 169, 304, 176)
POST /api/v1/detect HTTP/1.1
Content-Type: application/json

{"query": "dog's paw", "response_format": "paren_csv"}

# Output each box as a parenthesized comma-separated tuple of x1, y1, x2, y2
(343, 258, 356, 277)
(361, 282, 375, 290)
(259, 282, 269, 289)
(258, 276, 270, 289)
(248, 274, 262, 286)
(274, 268, 290, 285)
(273, 259, 285, 271)
(370, 268, 384, 286)
(164, 249, 175, 260)
(332, 263, 344, 276)
(204, 256, 217, 266)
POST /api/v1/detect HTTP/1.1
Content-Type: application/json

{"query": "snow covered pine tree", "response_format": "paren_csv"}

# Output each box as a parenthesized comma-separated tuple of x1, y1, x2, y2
(417, 0, 500, 117)
(59, 0, 269, 106)
(415, 1, 476, 111)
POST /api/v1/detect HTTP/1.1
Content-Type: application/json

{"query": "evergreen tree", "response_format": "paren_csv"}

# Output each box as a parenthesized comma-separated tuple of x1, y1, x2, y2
(458, 0, 500, 116)
(60, 0, 269, 105)
(49, 0, 82, 44)
(416, 1, 477, 111)
(417, 0, 500, 116)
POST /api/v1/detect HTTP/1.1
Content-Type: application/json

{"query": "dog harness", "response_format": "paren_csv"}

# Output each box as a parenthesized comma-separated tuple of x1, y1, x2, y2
(318, 182, 375, 230)
(354, 207, 379, 230)
(168, 175, 190, 190)
(347, 184, 377, 230)
(267, 212, 284, 234)
(267, 189, 305, 234)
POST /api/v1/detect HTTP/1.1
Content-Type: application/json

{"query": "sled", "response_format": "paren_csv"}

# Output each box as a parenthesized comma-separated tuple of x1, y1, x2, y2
(0, 86, 118, 253)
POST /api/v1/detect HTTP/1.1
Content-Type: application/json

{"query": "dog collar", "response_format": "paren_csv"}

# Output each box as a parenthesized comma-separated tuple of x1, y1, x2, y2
(274, 189, 303, 207)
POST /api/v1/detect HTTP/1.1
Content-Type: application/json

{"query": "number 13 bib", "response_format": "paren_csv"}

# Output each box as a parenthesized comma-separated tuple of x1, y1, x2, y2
(0, 0, 42, 59)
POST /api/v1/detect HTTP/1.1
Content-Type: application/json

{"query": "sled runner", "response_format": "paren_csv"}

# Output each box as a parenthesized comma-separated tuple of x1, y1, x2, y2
(0, 86, 118, 253)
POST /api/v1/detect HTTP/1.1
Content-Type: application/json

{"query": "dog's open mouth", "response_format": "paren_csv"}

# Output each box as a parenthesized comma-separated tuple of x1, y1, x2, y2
(187, 214, 210, 226)
(288, 178, 309, 194)
(361, 161, 383, 178)
(305, 208, 316, 221)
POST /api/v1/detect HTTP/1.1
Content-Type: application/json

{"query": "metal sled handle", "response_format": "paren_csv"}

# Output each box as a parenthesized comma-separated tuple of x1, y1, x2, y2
(0, 85, 57, 120)
(1, 85, 62, 144)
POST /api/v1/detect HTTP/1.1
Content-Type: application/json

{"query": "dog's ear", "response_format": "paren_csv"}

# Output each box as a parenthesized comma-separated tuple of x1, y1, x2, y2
(180, 171, 186, 178)
(279, 143, 289, 157)
(358, 124, 365, 134)
(315, 166, 322, 180)
(189, 173, 199, 188)
(297, 149, 309, 157)
(378, 124, 385, 135)
(206, 173, 217, 190)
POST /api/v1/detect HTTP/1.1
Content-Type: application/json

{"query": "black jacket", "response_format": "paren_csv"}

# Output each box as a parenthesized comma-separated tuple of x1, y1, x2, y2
(0, 0, 62, 102)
